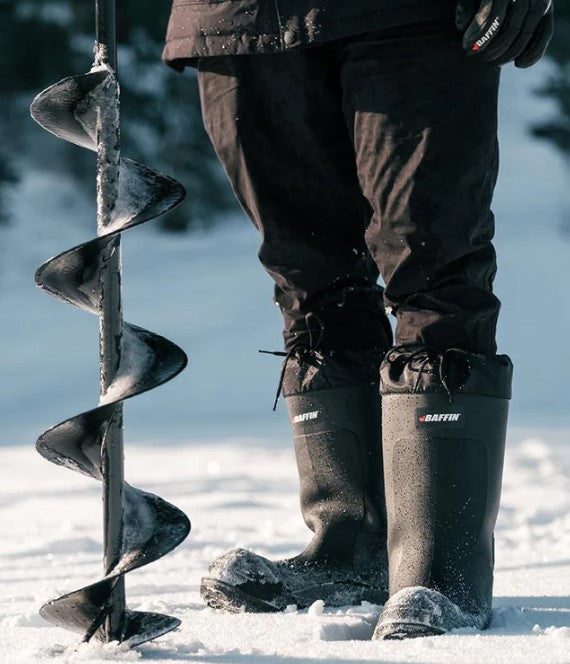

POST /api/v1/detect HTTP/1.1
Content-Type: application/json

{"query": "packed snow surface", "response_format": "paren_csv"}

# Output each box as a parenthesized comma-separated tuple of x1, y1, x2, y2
(0, 435, 568, 663)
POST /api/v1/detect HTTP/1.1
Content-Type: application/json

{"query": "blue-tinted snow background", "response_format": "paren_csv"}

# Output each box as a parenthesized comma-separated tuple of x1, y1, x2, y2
(0, 63, 569, 447)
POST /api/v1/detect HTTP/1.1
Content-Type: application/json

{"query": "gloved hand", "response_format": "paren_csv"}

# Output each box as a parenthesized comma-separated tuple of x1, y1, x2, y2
(456, 0, 554, 68)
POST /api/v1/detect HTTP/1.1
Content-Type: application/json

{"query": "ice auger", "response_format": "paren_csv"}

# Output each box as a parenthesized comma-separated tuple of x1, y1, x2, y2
(29, 0, 190, 647)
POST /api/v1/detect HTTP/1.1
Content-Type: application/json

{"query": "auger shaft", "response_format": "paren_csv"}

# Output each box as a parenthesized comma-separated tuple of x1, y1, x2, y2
(95, 0, 126, 641)
(96, 0, 116, 66)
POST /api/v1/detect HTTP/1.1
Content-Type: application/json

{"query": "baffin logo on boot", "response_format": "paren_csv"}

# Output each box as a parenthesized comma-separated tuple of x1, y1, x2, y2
(416, 409, 465, 429)
(419, 413, 461, 422)
(293, 410, 319, 423)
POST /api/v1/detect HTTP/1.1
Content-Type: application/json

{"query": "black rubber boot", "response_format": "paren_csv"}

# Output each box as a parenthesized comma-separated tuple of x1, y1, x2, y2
(373, 346, 513, 639)
(200, 348, 389, 612)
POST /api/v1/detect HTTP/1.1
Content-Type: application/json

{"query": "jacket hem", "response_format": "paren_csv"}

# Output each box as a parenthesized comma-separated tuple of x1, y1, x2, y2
(163, 1, 457, 69)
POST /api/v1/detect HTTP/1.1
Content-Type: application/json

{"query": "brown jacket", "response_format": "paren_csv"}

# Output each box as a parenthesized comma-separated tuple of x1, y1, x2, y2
(163, 0, 457, 68)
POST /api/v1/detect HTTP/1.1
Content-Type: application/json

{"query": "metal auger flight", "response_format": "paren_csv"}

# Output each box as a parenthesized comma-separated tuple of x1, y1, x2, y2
(30, 0, 190, 647)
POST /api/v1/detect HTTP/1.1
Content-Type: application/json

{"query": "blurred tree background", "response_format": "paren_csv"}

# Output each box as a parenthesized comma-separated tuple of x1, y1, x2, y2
(532, 4, 570, 159)
(0, 1, 568, 232)
(0, 0, 237, 231)
(531, 4, 570, 236)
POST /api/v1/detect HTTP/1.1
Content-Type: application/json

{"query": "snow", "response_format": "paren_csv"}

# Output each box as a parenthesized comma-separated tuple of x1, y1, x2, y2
(0, 436, 568, 663)
(99, 325, 153, 406)
(308, 600, 325, 616)
(0, 57, 569, 663)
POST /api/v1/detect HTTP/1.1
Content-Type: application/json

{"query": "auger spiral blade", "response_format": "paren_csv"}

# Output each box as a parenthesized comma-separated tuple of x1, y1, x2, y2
(30, 0, 191, 648)
(30, 71, 107, 151)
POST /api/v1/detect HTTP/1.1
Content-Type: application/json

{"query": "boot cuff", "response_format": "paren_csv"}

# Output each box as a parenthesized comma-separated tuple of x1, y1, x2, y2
(380, 346, 513, 399)
(282, 348, 385, 398)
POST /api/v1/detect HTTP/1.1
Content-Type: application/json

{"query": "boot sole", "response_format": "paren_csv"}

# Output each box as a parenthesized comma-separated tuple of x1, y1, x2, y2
(375, 622, 446, 640)
(200, 578, 282, 613)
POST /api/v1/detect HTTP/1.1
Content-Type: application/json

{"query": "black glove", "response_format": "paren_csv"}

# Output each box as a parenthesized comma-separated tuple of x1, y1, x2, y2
(456, 0, 554, 68)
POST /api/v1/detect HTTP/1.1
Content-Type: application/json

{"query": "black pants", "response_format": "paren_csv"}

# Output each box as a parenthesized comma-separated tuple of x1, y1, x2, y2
(197, 20, 501, 354)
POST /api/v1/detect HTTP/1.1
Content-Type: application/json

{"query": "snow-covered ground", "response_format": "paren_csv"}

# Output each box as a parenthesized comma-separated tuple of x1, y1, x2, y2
(0, 58, 569, 663)
(0, 435, 569, 663)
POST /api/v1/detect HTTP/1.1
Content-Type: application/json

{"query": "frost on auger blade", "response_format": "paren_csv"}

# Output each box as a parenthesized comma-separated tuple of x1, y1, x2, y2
(30, 0, 190, 647)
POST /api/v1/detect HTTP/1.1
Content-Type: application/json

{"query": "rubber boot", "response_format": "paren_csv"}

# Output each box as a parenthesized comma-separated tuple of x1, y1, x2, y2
(200, 348, 389, 612)
(373, 346, 513, 639)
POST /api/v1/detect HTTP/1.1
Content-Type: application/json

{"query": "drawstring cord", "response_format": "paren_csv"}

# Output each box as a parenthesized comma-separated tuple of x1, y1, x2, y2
(259, 312, 325, 411)
(258, 347, 299, 411)
(438, 347, 472, 401)
(388, 345, 472, 402)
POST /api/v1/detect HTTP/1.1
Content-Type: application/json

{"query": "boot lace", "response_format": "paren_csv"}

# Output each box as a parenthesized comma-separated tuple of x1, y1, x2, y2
(259, 312, 325, 411)
(387, 345, 473, 402)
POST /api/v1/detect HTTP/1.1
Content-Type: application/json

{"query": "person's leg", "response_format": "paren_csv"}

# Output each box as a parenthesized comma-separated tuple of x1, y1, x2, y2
(196, 49, 392, 611)
(197, 50, 390, 351)
(340, 20, 513, 637)
(340, 19, 501, 353)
